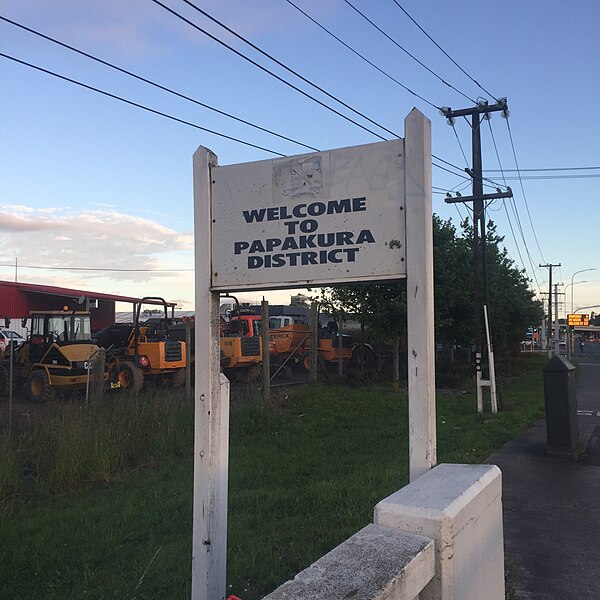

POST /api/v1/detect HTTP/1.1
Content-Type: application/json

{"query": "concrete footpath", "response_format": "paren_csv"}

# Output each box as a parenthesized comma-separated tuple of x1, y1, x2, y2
(487, 350, 600, 600)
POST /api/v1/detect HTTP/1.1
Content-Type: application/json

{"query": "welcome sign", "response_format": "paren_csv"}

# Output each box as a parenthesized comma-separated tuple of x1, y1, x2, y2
(210, 139, 406, 291)
(192, 110, 434, 600)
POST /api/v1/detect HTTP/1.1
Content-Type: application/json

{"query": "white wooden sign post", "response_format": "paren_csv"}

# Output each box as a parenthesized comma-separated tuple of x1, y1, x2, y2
(192, 109, 435, 600)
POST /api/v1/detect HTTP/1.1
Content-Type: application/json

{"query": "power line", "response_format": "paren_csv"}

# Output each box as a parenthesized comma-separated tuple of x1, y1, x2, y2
(484, 166, 600, 172)
(451, 123, 470, 167)
(283, 0, 439, 110)
(432, 153, 467, 171)
(453, 203, 466, 221)
(486, 119, 539, 291)
(1, 31, 474, 191)
(343, 0, 477, 104)
(2, 9, 483, 205)
(0, 262, 193, 272)
(390, 0, 499, 102)
(432, 158, 510, 193)
(431, 152, 485, 181)
(0, 52, 288, 156)
(488, 121, 528, 276)
(487, 120, 541, 288)
(151, 0, 397, 140)
(505, 117, 546, 264)
(0, 14, 320, 153)
(478, 174, 600, 180)
(432, 161, 472, 180)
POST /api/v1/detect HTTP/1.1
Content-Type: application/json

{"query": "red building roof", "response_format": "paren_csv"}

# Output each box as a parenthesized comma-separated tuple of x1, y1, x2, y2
(0, 280, 176, 330)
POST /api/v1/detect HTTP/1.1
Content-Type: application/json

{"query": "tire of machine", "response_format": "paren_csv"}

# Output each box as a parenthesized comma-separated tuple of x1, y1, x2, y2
(26, 369, 56, 403)
(352, 345, 377, 370)
(0, 364, 8, 397)
(234, 365, 261, 384)
(274, 364, 293, 379)
(116, 362, 144, 393)
(170, 368, 186, 388)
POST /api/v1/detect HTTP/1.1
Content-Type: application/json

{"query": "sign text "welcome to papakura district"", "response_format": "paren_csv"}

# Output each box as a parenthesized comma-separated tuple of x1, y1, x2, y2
(209, 139, 407, 290)
(234, 197, 376, 269)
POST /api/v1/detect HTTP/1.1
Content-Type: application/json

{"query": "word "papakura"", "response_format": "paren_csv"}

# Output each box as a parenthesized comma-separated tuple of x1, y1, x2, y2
(233, 197, 376, 269)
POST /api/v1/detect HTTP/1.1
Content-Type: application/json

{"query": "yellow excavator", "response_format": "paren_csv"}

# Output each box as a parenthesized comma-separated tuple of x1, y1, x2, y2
(1, 310, 99, 401)
(97, 297, 186, 393)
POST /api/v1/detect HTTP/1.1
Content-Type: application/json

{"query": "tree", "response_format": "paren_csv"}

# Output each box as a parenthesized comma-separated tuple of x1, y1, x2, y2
(468, 220, 544, 353)
(319, 280, 407, 387)
(431, 216, 473, 350)
(321, 214, 543, 367)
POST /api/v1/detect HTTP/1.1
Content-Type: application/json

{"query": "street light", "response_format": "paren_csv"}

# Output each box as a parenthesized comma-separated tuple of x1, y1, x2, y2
(564, 281, 587, 317)
(570, 268, 597, 313)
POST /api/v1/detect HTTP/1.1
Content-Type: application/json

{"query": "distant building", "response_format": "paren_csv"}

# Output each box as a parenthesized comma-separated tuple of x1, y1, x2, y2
(290, 293, 311, 307)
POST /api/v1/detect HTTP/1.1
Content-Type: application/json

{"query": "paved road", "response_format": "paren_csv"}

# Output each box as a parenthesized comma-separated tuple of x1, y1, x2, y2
(576, 353, 600, 466)
(579, 342, 600, 356)
(488, 352, 600, 600)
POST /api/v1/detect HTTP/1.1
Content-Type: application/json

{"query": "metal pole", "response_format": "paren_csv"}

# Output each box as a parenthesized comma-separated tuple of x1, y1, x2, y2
(554, 283, 560, 355)
(261, 299, 270, 402)
(568, 325, 572, 361)
(483, 305, 497, 413)
(185, 320, 192, 401)
(8, 320, 14, 439)
(570, 268, 596, 313)
(539, 263, 561, 356)
(310, 302, 318, 384)
(85, 348, 93, 408)
(337, 313, 343, 377)
(548, 268, 553, 357)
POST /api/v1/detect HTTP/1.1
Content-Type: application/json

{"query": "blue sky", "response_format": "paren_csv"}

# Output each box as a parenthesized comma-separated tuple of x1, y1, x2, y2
(1, 0, 598, 313)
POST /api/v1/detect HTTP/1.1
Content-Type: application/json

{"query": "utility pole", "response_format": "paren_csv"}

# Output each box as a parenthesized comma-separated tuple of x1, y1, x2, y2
(554, 283, 562, 355)
(539, 263, 561, 357)
(442, 99, 511, 414)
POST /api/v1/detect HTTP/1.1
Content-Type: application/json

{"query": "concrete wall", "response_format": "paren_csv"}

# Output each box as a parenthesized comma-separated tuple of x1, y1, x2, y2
(262, 463, 504, 600)
(375, 464, 504, 600)
(263, 524, 435, 600)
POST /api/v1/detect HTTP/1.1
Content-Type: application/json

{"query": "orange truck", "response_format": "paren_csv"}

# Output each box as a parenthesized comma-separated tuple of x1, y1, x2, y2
(219, 311, 262, 382)
(168, 310, 263, 383)
(262, 315, 355, 377)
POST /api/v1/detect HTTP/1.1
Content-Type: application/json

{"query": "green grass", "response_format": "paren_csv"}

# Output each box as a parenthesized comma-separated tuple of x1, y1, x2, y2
(0, 355, 545, 599)
(0, 389, 193, 498)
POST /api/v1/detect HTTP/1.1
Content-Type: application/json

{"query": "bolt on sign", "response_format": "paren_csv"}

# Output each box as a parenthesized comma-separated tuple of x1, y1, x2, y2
(209, 140, 406, 290)
(567, 313, 590, 326)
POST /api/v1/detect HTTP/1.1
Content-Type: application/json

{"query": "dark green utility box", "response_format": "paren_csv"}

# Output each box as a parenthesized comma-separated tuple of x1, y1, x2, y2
(543, 355, 579, 458)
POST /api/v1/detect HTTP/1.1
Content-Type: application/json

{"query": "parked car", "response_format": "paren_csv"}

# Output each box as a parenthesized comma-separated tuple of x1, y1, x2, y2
(0, 329, 25, 352)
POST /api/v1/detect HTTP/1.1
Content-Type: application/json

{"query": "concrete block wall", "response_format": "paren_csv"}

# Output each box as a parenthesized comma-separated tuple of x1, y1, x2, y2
(263, 524, 435, 600)
(375, 464, 504, 600)
(262, 463, 504, 600)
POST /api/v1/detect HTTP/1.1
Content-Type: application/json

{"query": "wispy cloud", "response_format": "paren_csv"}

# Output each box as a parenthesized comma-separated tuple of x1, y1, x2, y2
(0, 204, 193, 284)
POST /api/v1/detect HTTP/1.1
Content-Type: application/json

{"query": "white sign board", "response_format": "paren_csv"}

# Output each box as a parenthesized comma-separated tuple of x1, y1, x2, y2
(210, 139, 406, 291)
(192, 109, 434, 600)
